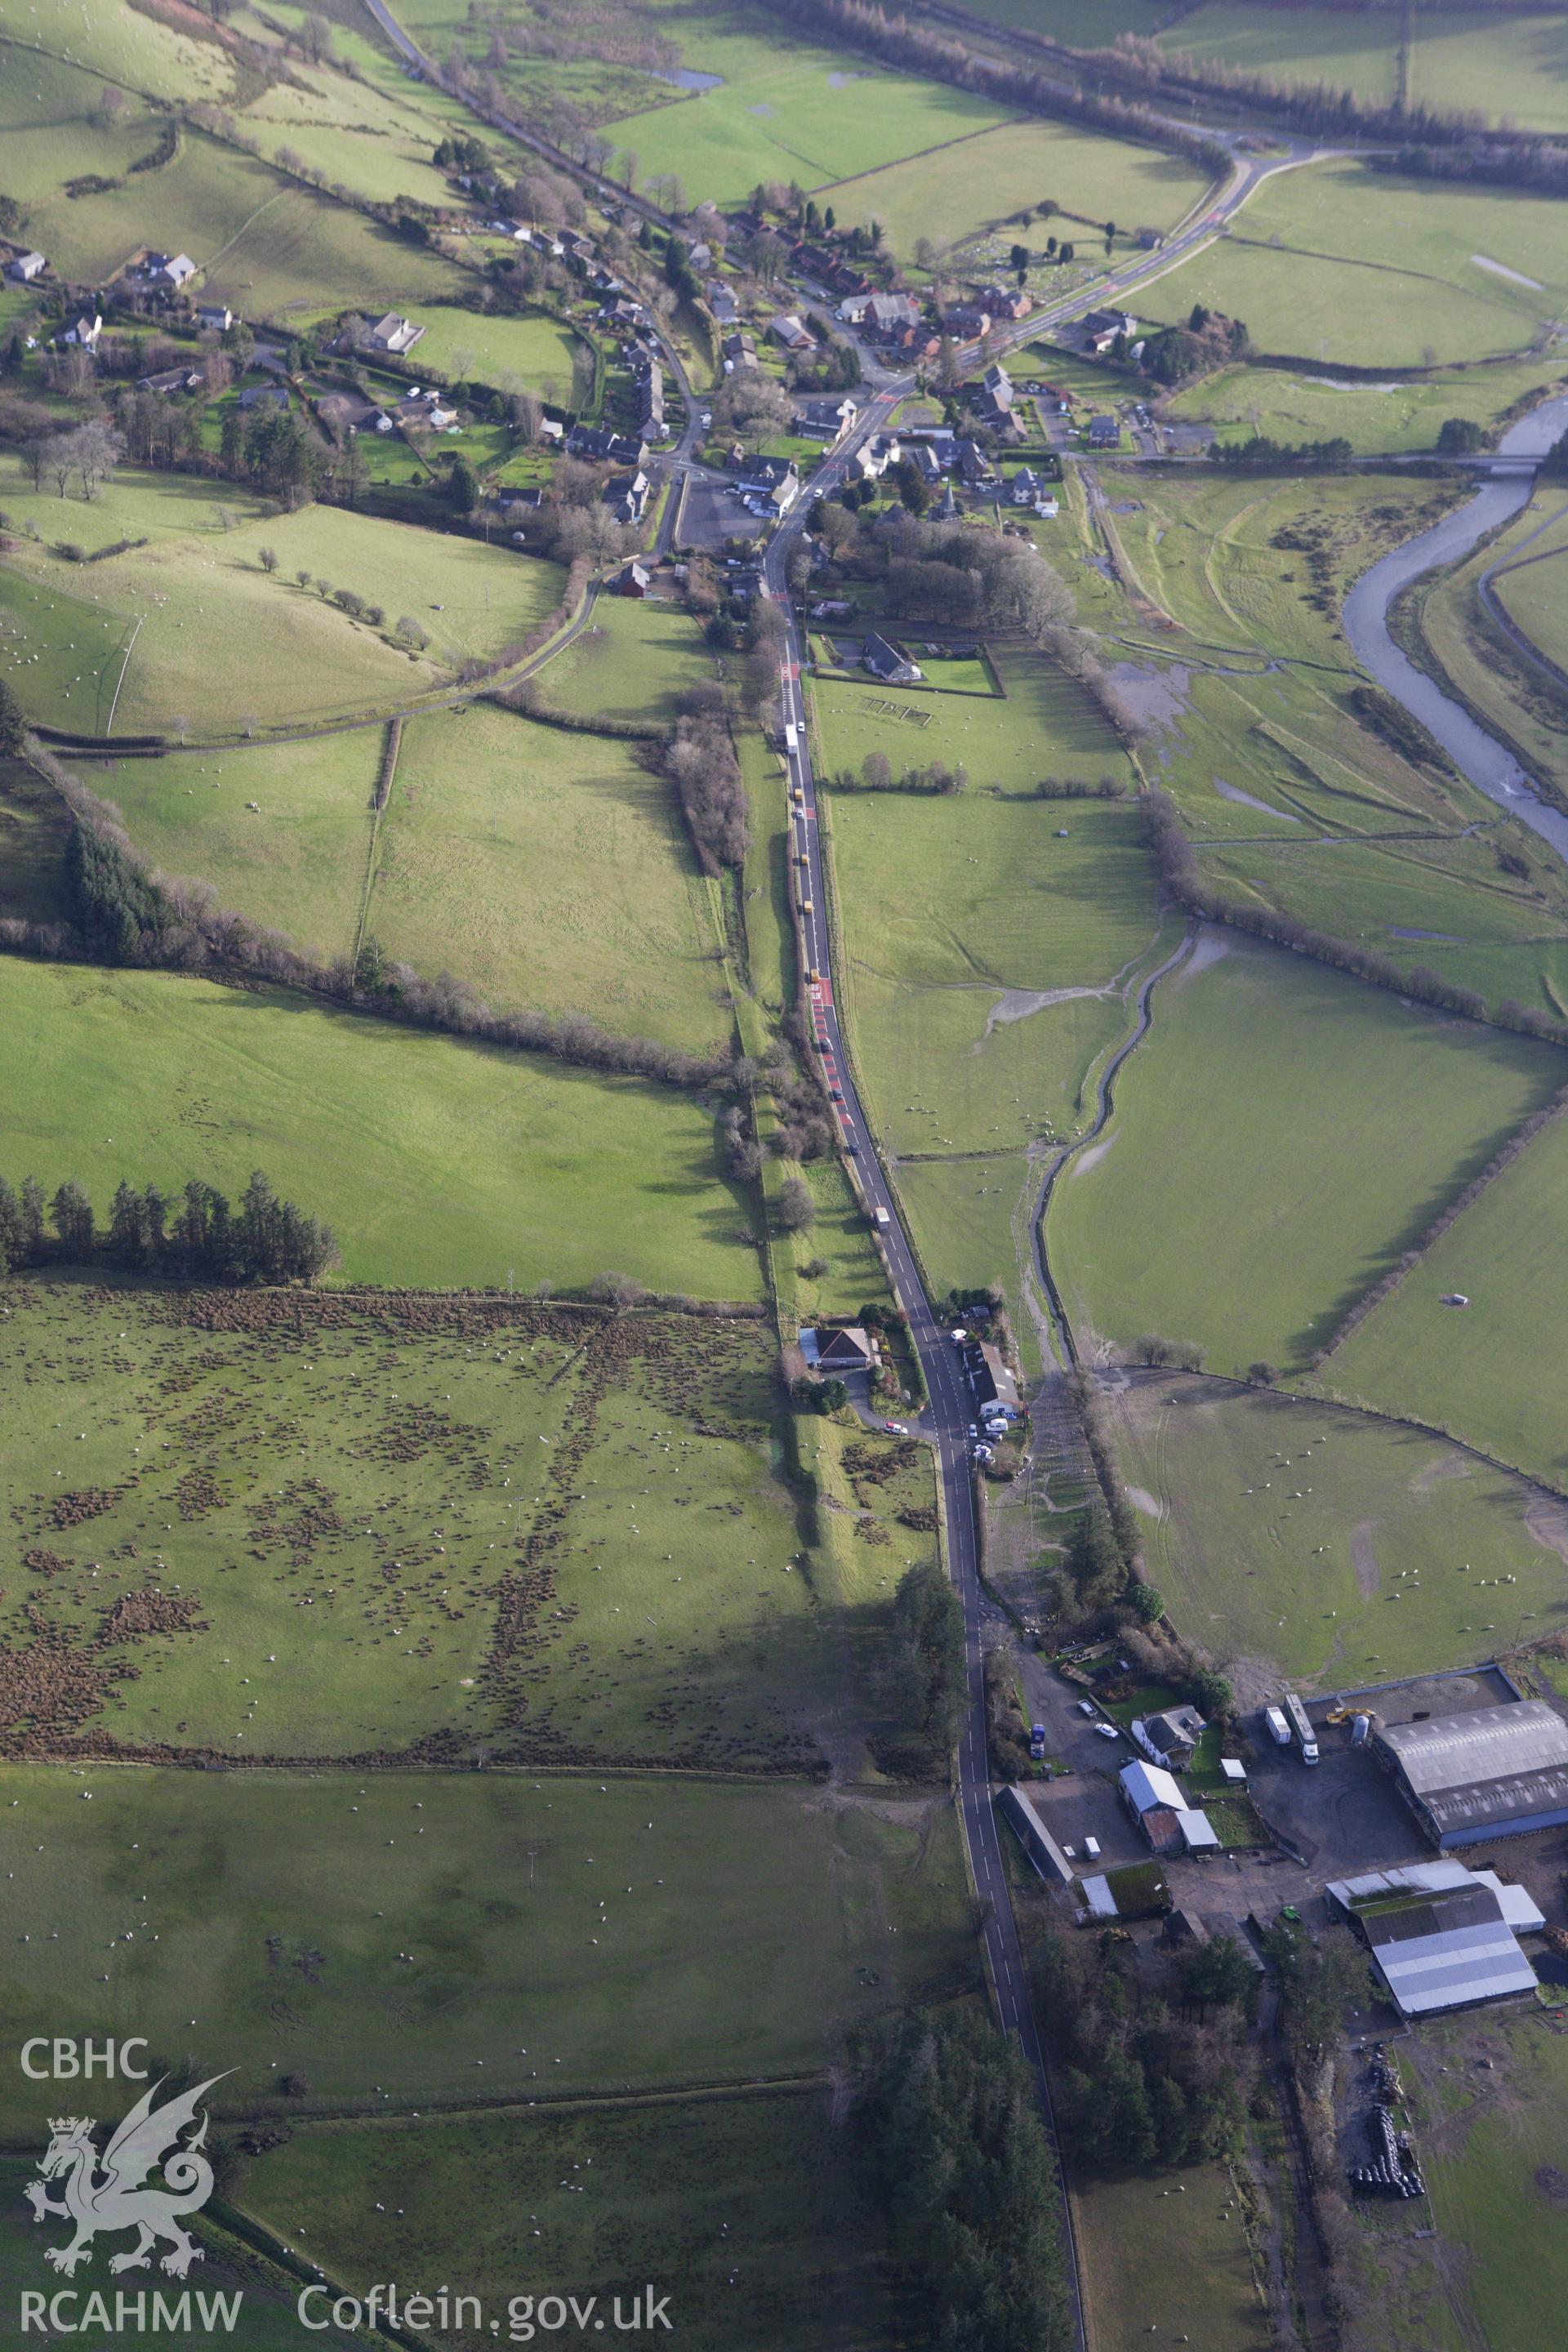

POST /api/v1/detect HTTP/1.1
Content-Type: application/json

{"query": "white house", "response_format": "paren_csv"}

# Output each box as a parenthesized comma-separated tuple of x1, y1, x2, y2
(369, 311, 424, 356)
(61, 312, 102, 352)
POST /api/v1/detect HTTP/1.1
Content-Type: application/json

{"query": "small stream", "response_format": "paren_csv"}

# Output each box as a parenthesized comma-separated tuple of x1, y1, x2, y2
(1341, 394, 1568, 858)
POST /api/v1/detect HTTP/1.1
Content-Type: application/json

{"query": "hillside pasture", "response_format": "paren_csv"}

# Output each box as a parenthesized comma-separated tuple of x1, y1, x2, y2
(0, 1766, 974, 2140)
(1074, 2160, 1270, 2352)
(1329, 1102, 1568, 1490)
(1046, 932, 1566, 1375)
(1141, 161, 1568, 365)
(95, 728, 381, 962)
(0, 47, 169, 205)
(0, 457, 561, 732)
(231, 2091, 895, 2352)
(0, 958, 762, 1298)
(824, 115, 1209, 256)
(0, 0, 235, 102)
(0, 1282, 828, 1766)
(1109, 1375, 1568, 1685)
(370, 702, 726, 1049)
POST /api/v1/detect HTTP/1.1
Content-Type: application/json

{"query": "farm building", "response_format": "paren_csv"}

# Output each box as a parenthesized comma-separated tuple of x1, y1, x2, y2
(1375, 1700, 1568, 1848)
(7, 251, 47, 283)
(959, 1338, 1018, 1418)
(1327, 1861, 1544, 2016)
(616, 560, 653, 598)
(997, 1786, 1074, 1886)
(1120, 1758, 1186, 1855)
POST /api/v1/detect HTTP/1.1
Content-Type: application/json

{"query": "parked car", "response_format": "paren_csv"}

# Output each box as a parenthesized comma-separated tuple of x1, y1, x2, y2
(1077, 1699, 1098, 1719)
(1094, 1721, 1120, 1741)
(882, 1420, 906, 1435)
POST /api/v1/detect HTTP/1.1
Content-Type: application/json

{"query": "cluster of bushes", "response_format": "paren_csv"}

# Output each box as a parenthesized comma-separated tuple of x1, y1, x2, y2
(0, 1169, 335, 1285)
(662, 684, 749, 872)
(860, 2008, 1071, 2352)
(1033, 774, 1125, 800)
(1142, 786, 1568, 1046)
(791, 1372, 848, 1414)
(1138, 305, 1251, 387)
(1031, 1922, 1252, 2176)
(1209, 434, 1353, 471)
(1375, 138, 1568, 201)
(826, 751, 966, 794)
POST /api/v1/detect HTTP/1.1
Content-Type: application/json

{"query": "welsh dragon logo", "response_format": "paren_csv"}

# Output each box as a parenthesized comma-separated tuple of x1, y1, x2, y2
(25, 2074, 230, 2278)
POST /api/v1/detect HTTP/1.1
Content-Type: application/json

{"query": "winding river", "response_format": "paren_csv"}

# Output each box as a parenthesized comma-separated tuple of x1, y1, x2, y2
(1342, 392, 1568, 859)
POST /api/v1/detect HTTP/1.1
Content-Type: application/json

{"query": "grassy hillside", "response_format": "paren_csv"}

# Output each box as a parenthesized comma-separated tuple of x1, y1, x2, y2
(0, 959, 761, 1298)
(1046, 933, 1566, 1375)
(0, 458, 561, 733)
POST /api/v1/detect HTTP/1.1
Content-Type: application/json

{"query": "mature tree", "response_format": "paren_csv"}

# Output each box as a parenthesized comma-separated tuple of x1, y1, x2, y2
(862, 750, 893, 790)
(51, 1180, 95, 1258)
(0, 675, 24, 756)
(776, 1176, 814, 1233)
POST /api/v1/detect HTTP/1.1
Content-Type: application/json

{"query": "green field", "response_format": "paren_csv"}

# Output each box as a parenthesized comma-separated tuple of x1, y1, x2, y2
(1110, 1374, 1568, 1683)
(1328, 1100, 1568, 1489)
(538, 596, 718, 727)
(0, 459, 562, 734)
(822, 116, 1209, 257)
(1158, 5, 1401, 100)
(1047, 933, 1566, 1376)
(1143, 160, 1568, 365)
(1163, 359, 1568, 457)
(229, 2091, 896, 2352)
(811, 658, 1131, 793)
(0, 1766, 974, 2140)
(0, 1280, 842, 1763)
(1403, 2010, 1568, 2352)
(0, 958, 761, 1298)
(1074, 2160, 1269, 2352)
(93, 729, 381, 963)
(235, 49, 456, 208)
(825, 791, 1156, 1157)
(1193, 826, 1568, 1013)
(1412, 8, 1568, 135)
(896, 1151, 1036, 1308)
(599, 23, 1009, 205)
(368, 702, 728, 1050)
